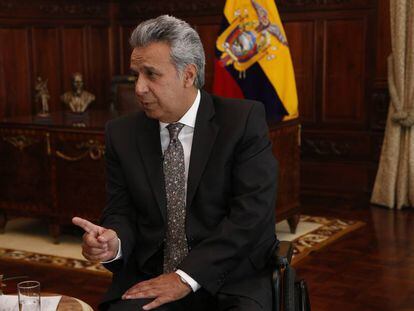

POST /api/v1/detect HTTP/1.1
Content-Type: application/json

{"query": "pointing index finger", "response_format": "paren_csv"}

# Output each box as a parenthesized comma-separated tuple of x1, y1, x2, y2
(72, 217, 100, 234)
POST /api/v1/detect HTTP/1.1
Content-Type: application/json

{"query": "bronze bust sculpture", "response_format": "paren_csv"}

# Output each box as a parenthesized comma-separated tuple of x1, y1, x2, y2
(61, 73, 95, 113)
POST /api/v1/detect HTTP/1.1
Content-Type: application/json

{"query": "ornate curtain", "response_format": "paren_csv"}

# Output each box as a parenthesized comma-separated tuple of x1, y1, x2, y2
(371, 0, 414, 209)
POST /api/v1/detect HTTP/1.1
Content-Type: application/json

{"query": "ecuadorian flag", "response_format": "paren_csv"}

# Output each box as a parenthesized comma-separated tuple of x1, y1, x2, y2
(213, 0, 298, 122)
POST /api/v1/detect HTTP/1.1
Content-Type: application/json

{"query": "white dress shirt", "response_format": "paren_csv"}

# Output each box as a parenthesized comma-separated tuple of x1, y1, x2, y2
(103, 90, 201, 292)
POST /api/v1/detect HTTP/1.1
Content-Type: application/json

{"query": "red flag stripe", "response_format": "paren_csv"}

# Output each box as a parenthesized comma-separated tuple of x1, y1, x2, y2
(212, 59, 244, 99)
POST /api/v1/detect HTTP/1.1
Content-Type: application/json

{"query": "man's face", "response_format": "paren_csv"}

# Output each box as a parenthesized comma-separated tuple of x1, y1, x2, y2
(73, 75, 84, 94)
(130, 42, 195, 123)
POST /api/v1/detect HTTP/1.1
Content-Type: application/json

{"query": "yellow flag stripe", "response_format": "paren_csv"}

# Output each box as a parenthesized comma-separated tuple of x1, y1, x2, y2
(222, 0, 298, 120)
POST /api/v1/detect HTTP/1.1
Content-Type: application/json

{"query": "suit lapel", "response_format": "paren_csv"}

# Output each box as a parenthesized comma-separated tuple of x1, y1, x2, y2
(135, 114, 167, 222)
(187, 91, 219, 208)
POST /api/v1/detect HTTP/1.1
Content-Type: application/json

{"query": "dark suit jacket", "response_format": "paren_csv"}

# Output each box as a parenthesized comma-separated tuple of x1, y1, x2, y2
(100, 90, 278, 307)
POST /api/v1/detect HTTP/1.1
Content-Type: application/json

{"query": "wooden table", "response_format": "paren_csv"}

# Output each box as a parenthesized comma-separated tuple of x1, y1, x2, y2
(0, 294, 93, 310)
(57, 295, 93, 310)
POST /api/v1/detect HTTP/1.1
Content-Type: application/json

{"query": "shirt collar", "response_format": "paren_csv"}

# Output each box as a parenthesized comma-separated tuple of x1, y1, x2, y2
(159, 89, 201, 130)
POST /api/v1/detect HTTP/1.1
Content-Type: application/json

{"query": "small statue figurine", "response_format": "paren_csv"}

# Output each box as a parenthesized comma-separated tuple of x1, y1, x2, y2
(61, 73, 95, 113)
(35, 76, 50, 117)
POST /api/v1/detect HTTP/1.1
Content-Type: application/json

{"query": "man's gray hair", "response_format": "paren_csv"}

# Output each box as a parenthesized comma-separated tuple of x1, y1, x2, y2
(130, 15, 205, 89)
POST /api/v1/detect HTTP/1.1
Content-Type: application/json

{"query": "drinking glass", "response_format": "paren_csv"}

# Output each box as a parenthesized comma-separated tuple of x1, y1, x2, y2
(17, 280, 41, 311)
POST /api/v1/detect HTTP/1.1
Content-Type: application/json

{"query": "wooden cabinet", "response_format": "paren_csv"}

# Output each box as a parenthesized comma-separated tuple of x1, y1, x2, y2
(0, 111, 300, 241)
(53, 132, 106, 222)
(0, 112, 108, 242)
(0, 129, 52, 219)
(269, 119, 301, 230)
(278, 2, 379, 199)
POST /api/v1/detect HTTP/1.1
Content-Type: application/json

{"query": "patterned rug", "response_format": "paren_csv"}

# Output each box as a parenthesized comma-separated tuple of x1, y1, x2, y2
(0, 215, 364, 275)
(289, 215, 364, 264)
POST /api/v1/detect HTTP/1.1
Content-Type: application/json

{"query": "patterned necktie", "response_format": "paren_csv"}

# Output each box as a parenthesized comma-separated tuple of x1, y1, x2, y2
(163, 122, 188, 273)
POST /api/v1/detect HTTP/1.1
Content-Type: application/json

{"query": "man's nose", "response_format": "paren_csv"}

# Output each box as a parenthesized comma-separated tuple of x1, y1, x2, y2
(135, 76, 149, 95)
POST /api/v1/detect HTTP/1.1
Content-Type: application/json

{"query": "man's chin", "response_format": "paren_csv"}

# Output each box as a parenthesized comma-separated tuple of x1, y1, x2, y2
(143, 110, 161, 121)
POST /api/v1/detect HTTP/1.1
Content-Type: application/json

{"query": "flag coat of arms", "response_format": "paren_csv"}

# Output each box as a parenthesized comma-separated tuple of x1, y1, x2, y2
(213, 0, 298, 122)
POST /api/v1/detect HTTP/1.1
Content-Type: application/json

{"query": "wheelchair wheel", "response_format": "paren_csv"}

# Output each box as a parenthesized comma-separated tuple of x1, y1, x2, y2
(273, 270, 281, 311)
(283, 265, 296, 311)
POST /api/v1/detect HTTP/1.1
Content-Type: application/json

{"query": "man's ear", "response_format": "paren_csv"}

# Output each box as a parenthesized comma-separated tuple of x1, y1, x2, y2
(182, 64, 197, 88)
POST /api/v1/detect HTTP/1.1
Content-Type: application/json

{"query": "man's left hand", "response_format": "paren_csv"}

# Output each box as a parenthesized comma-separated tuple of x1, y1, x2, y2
(122, 272, 192, 310)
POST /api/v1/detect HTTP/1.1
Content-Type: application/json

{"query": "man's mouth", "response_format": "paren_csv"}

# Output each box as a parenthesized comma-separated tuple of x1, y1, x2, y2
(139, 101, 155, 108)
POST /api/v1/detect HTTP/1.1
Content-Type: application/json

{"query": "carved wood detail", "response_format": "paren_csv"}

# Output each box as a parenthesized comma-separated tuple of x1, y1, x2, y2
(38, 3, 104, 15)
(280, 0, 351, 4)
(302, 138, 351, 156)
(2, 135, 40, 151)
(123, 0, 223, 17)
(55, 139, 105, 161)
(301, 132, 374, 160)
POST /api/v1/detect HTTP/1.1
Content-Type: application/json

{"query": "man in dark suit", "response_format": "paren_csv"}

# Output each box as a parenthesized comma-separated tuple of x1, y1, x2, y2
(73, 15, 278, 311)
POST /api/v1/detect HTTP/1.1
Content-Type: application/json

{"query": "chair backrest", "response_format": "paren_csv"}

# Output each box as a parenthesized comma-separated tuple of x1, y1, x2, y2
(109, 75, 140, 113)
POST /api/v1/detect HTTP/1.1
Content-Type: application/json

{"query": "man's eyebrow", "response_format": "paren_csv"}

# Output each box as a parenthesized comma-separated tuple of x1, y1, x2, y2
(129, 66, 160, 74)
(144, 65, 161, 72)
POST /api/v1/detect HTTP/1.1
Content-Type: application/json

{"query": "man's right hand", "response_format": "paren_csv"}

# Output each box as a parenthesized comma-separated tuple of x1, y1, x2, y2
(72, 217, 119, 262)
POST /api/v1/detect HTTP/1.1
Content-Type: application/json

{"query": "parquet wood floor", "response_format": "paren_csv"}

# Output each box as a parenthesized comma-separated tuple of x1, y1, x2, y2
(1, 198, 413, 310)
(297, 197, 414, 311)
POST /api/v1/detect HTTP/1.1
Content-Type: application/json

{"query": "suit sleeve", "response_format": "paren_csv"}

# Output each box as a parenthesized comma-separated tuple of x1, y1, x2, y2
(100, 121, 137, 273)
(178, 102, 277, 294)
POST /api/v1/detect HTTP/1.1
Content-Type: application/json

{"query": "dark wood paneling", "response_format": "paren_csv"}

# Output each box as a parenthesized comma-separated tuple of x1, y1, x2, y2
(375, 0, 391, 86)
(195, 24, 221, 93)
(119, 25, 135, 75)
(0, 0, 109, 20)
(32, 27, 61, 112)
(277, 0, 375, 11)
(301, 161, 371, 196)
(61, 27, 86, 93)
(284, 21, 315, 123)
(0, 27, 32, 118)
(323, 18, 366, 124)
(118, 0, 225, 19)
(86, 26, 111, 110)
(0, 36, 6, 118)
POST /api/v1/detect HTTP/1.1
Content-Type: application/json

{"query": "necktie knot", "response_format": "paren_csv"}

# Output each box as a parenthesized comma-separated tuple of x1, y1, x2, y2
(167, 123, 184, 141)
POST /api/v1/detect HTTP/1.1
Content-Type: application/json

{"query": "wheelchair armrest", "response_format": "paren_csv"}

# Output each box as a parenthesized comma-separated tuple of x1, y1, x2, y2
(274, 240, 293, 268)
(272, 241, 293, 311)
